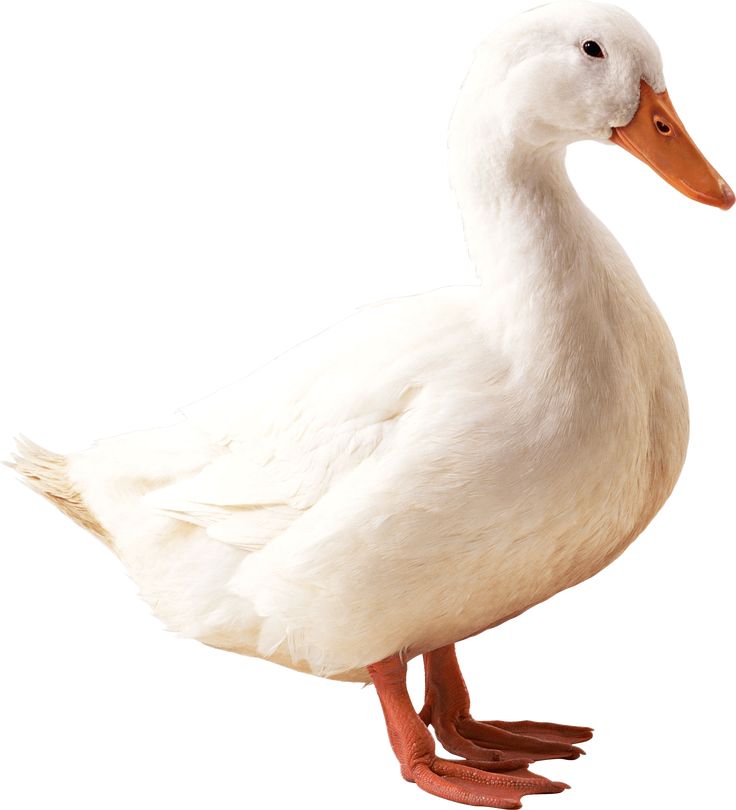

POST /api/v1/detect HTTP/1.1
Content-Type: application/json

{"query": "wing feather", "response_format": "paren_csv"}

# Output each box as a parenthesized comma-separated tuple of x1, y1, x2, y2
(143, 288, 473, 553)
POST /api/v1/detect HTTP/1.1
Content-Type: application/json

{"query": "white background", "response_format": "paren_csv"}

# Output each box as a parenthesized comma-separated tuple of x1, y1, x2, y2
(1, 1, 734, 808)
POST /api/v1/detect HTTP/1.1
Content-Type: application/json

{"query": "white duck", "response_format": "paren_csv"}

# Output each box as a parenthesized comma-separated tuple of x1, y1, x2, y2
(12, 2, 733, 807)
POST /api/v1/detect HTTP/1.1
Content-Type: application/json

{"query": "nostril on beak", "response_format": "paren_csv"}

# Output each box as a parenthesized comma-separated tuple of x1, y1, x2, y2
(654, 116, 672, 135)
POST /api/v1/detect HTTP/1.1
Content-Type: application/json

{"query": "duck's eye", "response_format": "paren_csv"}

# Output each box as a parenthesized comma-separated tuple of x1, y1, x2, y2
(582, 40, 605, 59)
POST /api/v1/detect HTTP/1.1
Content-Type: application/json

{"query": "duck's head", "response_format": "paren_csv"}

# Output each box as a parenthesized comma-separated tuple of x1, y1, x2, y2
(452, 1, 733, 209)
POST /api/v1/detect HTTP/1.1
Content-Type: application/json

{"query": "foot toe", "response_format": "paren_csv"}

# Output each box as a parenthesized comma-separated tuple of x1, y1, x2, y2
(412, 758, 567, 808)
(452, 717, 587, 762)
(488, 720, 594, 745)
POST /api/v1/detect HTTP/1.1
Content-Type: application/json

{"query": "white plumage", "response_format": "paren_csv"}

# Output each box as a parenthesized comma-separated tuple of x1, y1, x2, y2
(12, 2, 692, 683)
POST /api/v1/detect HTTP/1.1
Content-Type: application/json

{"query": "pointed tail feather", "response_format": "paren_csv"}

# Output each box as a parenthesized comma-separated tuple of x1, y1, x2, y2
(7, 436, 112, 546)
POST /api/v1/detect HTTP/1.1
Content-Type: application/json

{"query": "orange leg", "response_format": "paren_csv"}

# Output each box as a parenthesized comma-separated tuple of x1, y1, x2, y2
(368, 654, 567, 808)
(419, 644, 593, 764)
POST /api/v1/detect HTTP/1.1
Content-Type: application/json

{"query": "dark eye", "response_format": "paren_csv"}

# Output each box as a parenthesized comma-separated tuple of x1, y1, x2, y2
(582, 40, 605, 59)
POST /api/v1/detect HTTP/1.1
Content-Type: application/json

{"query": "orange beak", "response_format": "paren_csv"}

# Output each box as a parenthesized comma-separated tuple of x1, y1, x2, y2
(611, 80, 734, 210)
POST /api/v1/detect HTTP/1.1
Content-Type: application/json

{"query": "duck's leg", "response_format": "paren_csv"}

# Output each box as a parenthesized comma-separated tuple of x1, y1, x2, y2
(419, 644, 593, 764)
(368, 654, 567, 808)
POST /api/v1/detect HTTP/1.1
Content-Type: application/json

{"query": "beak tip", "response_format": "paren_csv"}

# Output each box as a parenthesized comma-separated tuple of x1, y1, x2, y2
(719, 180, 735, 210)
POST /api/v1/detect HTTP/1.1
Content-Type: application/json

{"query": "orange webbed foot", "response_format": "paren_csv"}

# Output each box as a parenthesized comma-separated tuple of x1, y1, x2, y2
(369, 655, 568, 807)
(421, 645, 593, 765)
(411, 758, 567, 809)
(433, 716, 591, 763)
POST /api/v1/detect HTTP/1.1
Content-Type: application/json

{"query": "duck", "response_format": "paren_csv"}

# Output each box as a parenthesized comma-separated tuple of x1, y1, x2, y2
(10, 2, 733, 807)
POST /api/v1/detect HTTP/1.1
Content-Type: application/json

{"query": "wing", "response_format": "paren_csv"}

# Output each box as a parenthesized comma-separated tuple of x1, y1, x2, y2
(143, 288, 473, 551)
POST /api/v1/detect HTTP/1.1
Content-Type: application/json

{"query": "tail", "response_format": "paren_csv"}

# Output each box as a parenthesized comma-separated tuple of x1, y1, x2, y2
(8, 436, 113, 546)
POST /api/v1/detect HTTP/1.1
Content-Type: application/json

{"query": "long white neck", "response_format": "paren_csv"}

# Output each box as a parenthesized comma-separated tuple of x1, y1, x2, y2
(449, 104, 657, 378)
(451, 123, 603, 293)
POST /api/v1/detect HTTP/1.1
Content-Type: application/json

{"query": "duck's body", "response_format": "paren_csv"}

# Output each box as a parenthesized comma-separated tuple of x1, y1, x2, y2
(13, 2, 730, 806)
(40, 147, 686, 683)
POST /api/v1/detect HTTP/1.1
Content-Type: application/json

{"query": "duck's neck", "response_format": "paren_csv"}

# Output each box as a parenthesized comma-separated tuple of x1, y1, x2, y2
(451, 132, 609, 296)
